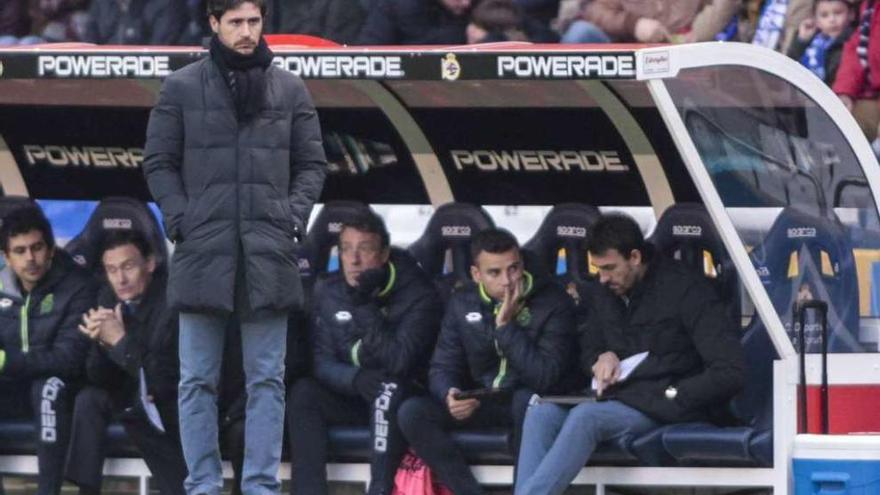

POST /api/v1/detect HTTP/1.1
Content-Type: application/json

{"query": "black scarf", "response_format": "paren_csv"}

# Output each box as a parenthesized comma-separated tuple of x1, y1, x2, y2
(209, 34, 274, 121)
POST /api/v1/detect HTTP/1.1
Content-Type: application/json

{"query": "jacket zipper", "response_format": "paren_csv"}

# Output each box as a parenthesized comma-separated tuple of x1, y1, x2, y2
(20, 294, 30, 353)
(492, 339, 506, 389)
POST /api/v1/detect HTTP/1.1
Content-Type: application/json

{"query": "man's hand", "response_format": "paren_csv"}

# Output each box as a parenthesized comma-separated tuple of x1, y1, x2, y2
(839, 94, 854, 112)
(495, 279, 523, 327)
(78, 305, 126, 347)
(634, 17, 670, 43)
(447, 388, 480, 421)
(349, 265, 389, 304)
(592, 351, 621, 397)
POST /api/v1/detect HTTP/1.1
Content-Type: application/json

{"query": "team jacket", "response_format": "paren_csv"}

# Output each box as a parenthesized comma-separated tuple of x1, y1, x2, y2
(0, 250, 95, 380)
(312, 249, 442, 396)
(581, 257, 746, 424)
(429, 269, 576, 403)
(85, 271, 179, 409)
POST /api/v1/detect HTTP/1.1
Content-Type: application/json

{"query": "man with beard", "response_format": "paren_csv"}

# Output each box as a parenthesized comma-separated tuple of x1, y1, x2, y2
(143, 0, 327, 492)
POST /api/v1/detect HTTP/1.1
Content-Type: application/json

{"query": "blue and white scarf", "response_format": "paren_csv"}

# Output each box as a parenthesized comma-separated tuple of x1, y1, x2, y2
(753, 0, 790, 49)
(801, 33, 835, 81)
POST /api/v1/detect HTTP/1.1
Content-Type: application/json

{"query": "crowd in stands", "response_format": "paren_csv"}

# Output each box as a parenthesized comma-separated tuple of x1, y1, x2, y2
(3, 0, 880, 148)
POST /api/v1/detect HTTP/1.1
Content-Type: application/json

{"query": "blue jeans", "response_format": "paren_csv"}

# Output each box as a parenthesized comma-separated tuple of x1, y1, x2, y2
(179, 312, 287, 495)
(515, 400, 657, 495)
(561, 20, 611, 44)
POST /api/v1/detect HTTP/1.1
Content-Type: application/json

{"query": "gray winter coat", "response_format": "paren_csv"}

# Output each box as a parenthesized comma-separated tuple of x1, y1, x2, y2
(143, 56, 327, 315)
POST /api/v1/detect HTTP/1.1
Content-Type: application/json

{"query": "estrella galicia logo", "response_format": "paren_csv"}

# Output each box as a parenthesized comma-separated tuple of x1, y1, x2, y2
(442, 53, 461, 81)
(0, 298, 12, 310)
(335, 311, 352, 322)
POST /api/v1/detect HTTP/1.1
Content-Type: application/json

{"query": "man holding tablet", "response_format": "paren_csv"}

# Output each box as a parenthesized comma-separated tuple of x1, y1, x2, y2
(398, 228, 575, 495)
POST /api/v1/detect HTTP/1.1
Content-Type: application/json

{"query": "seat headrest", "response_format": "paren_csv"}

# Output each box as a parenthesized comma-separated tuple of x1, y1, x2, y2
(753, 206, 862, 352)
(523, 203, 601, 284)
(649, 203, 731, 278)
(299, 200, 370, 280)
(408, 202, 495, 281)
(64, 197, 168, 273)
(0, 196, 37, 227)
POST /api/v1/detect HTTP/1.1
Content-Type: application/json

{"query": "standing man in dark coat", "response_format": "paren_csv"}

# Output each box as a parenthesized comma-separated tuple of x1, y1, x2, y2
(0, 205, 95, 495)
(397, 228, 576, 495)
(66, 229, 186, 495)
(287, 210, 442, 495)
(515, 214, 745, 495)
(142, 0, 327, 492)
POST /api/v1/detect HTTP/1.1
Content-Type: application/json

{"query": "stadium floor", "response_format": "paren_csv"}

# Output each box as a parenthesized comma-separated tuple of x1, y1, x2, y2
(0, 477, 772, 495)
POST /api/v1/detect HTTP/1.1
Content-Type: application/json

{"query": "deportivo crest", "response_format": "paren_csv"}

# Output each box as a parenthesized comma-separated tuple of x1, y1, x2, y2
(442, 53, 461, 81)
(516, 306, 532, 326)
(40, 294, 54, 314)
(335, 311, 352, 322)
(465, 312, 482, 323)
(0, 298, 12, 310)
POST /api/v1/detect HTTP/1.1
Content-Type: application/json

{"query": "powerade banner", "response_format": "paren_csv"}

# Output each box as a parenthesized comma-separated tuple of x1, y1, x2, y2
(0, 50, 637, 80)
(0, 105, 429, 203)
(415, 108, 650, 206)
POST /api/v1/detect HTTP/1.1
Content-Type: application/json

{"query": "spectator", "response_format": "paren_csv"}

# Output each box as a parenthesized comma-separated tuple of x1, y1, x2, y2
(582, 0, 740, 43)
(467, 0, 559, 43)
(356, 0, 473, 45)
(287, 211, 442, 495)
(514, 214, 745, 495)
(0, 0, 31, 44)
(514, 0, 560, 26)
(65, 230, 186, 495)
(556, 0, 611, 43)
(0, 205, 95, 495)
(834, 0, 880, 145)
(397, 228, 575, 495)
(275, 0, 366, 45)
(787, 0, 854, 86)
(746, 0, 813, 52)
(84, 0, 187, 45)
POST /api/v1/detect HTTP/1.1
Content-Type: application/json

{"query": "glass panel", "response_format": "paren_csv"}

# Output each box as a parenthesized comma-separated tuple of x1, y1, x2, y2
(665, 66, 880, 353)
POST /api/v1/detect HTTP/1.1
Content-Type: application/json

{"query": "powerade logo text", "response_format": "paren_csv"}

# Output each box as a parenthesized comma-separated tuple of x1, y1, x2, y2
(451, 150, 629, 173)
(38, 55, 170, 77)
(23, 145, 143, 168)
(273, 56, 404, 78)
(497, 55, 635, 78)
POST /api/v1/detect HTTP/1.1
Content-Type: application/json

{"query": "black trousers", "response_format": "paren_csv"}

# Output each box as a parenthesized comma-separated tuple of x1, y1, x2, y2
(287, 377, 408, 495)
(64, 386, 186, 495)
(397, 389, 533, 495)
(0, 376, 75, 495)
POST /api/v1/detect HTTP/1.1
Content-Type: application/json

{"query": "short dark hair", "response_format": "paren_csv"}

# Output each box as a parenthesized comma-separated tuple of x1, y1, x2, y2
(339, 210, 390, 249)
(0, 205, 55, 254)
(100, 229, 153, 260)
(207, 0, 266, 20)
(814, 0, 851, 12)
(469, 227, 519, 262)
(588, 213, 646, 259)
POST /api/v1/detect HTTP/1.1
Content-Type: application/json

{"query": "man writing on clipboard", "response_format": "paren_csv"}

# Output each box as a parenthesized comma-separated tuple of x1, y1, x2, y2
(398, 228, 575, 495)
(515, 213, 745, 495)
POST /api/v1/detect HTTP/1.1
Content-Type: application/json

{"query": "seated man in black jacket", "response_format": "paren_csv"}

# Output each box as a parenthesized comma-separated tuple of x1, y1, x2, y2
(0, 205, 95, 495)
(515, 213, 746, 495)
(65, 230, 186, 495)
(287, 210, 442, 495)
(398, 228, 575, 495)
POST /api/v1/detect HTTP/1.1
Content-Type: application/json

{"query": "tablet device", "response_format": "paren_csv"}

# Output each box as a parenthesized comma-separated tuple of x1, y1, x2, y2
(535, 394, 597, 406)
(453, 387, 505, 400)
